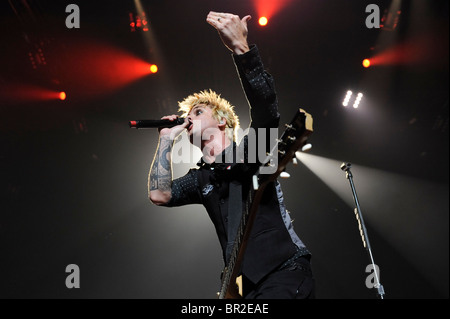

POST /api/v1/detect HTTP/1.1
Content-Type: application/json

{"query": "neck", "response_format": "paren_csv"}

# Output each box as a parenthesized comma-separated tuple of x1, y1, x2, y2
(201, 133, 232, 164)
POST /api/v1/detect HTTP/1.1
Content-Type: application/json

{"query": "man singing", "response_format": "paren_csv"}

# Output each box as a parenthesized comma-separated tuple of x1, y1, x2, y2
(148, 11, 315, 299)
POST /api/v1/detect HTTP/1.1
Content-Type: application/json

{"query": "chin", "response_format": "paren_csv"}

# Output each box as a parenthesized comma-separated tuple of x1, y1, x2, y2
(189, 132, 201, 147)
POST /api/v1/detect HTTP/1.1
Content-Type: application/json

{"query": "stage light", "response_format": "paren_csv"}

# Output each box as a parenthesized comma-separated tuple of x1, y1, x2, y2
(259, 16, 268, 26)
(129, 10, 149, 32)
(342, 90, 363, 108)
(342, 90, 353, 107)
(363, 59, 371, 68)
(149, 64, 158, 73)
(0, 84, 68, 104)
(251, 0, 294, 26)
(380, 9, 402, 31)
(51, 39, 155, 99)
(353, 93, 363, 108)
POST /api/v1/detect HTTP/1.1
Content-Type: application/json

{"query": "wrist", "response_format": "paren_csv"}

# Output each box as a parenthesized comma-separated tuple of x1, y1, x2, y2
(232, 42, 250, 55)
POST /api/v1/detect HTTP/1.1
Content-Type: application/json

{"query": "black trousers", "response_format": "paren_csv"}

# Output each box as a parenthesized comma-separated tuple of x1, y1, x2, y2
(243, 256, 315, 299)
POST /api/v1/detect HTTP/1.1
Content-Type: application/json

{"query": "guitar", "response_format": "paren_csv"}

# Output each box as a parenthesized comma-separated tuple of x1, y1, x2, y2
(217, 108, 313, 299)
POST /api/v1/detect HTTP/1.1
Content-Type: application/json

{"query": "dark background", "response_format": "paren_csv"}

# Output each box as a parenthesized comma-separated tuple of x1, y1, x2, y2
(0, 0, 448, 299)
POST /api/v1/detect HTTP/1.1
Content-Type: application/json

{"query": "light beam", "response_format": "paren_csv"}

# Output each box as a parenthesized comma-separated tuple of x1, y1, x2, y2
(296, 151, 449, 296)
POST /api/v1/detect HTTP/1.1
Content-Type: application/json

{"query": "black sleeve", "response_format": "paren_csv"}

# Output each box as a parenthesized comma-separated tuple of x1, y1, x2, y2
(233, 44, 280, 129)
(163, 168, 202, 207)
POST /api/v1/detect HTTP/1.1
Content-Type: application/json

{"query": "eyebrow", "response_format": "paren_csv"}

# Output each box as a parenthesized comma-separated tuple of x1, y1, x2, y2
(190, 105, 205, 114)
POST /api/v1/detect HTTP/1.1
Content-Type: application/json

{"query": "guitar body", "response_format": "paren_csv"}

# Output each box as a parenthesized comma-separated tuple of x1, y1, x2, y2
(220, 273, 243, 299)
(217, 108, 313, 299)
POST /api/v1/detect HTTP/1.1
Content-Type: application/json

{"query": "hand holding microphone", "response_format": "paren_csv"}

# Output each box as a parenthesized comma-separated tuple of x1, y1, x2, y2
(129, 115, 190, 139)
(159, 115, 190, 138)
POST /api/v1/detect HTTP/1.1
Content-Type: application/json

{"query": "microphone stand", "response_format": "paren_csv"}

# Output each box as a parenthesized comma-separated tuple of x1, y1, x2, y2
(340, 162, 385, 299)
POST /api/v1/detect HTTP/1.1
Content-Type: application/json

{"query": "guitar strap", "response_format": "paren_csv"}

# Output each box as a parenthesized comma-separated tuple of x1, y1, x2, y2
(226, 179, 243, 264)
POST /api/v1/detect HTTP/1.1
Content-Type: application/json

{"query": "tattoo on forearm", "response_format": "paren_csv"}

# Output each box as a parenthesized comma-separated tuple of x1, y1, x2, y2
(149, 155, 159, 190)
(149, 138, 173, 192)
(158, 145, 172, 191)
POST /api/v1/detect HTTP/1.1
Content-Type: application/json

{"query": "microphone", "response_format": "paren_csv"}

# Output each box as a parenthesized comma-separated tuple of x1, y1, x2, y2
(129, 117, 185, 129)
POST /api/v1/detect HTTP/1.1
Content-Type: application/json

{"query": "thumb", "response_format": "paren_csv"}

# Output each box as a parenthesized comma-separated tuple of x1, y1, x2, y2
(241, 15, 252, 26)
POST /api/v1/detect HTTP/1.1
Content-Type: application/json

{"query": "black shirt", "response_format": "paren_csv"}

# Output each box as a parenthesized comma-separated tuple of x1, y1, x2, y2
(164, 45, 310, 284)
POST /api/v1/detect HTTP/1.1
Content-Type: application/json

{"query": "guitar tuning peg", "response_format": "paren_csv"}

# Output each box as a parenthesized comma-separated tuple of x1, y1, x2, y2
(284, 123, 296, 131)
(301, 143, 312, 152)
(292, 156, 298, 166)
(280, 170, 290, 179)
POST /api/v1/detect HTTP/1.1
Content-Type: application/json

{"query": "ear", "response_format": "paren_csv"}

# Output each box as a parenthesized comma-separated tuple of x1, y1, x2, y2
(218, 117, 227, 128)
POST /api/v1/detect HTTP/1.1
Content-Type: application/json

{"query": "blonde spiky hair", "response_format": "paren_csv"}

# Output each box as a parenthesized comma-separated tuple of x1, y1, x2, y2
(178, 89, 240, 142)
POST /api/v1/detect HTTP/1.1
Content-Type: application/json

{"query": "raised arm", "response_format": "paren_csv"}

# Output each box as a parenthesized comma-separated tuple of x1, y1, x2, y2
(207, 11, 279, 129)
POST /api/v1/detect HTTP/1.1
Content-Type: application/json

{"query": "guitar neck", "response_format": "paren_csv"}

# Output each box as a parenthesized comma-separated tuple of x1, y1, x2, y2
(218, 108, 313, 299)
(218, 185, 259, 299)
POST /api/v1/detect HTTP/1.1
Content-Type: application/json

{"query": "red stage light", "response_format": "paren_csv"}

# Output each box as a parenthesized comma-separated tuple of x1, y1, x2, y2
(259, 16, 268, 26)
(365, 31, 447, 68)
(0, 84, 67, 104)
(51, 39, 154, 99)
(149, 64, 158, 73)
(363, 59, 371, 68)
(251, 0, 294, 24)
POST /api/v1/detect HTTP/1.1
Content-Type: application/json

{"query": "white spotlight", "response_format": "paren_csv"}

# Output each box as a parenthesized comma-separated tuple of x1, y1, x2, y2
(342, 90, 353, 107)
(353, 93, 363, 108)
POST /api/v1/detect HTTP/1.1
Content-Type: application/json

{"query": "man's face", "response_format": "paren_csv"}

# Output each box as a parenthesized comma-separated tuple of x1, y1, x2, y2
(187, 104, 221, 146)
